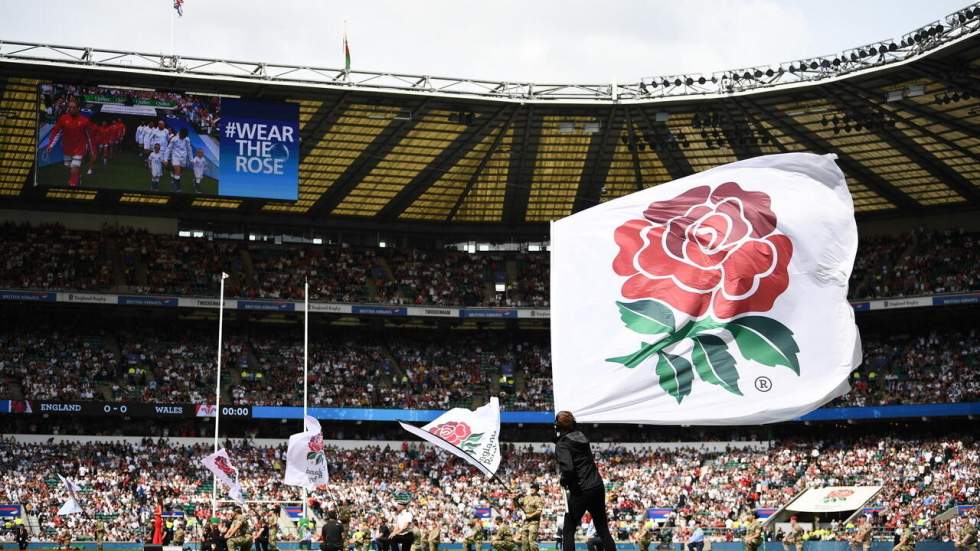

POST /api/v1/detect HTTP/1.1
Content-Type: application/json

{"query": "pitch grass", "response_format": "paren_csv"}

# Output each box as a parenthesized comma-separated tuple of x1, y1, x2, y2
(37, 149, 219, 195)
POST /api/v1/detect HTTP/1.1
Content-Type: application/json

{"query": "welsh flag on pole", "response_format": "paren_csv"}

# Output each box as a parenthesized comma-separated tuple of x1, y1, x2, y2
(551, 153, 861, 425)
(343, 32, 351, 72)
(399, 397, 501, 477)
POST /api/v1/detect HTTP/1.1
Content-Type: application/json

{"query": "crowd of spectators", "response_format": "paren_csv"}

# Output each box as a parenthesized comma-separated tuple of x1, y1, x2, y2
(851, 228, 979, 299)
(836, 329, 980, 407)
(0, 223, 114, 291)
(2, 223, 977, 306)
(2, 320, 977, 410)
(1, 433, 976, 544)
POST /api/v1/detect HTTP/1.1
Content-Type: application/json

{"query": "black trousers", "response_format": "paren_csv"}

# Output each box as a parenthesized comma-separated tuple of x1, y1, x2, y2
(390, 532, 414, 551)
(562, 486, 615, 551)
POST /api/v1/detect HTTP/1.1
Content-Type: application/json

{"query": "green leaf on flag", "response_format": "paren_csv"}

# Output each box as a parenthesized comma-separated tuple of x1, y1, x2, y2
(616, 300, 675, 335)
(725, 316, 801, 374)
(655, 351, 693, 404)
(691, 334, 742, 396)
(607, 340, 664, 369)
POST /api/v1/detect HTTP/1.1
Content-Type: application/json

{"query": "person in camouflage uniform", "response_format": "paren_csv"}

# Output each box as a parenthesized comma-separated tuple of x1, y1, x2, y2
(465, 519, 484, 551)
(173, 521, 186, 548)
(492, 518, 517, 551)
(633, 520, 652, 551)
(743, 514, 764, 551)
(850, 517, 872, 551)
(267, 508, 279, 551)
(360, 522, 374, 551)
(783, 517, 804, 551)
(94, 518, 107, 551)
(892, 524, 915, 551)
(226, 508, 252, 551)
(425, 520, 441, 551)
(954, 515, 977, 551)
(411, 525, 424, 551)
(518, 484, 544, 551)
(58, 525, 72, 551)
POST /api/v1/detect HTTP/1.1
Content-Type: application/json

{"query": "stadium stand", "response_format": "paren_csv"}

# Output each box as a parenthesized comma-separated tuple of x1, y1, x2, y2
(2, 223, 978, 305)
(1, 320, 976, 409)
(2, 4, 980, 548)
(1, 433, 975, 543)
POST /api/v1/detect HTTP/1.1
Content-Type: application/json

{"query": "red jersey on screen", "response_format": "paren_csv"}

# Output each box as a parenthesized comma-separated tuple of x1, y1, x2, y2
(49, 113, 95, 156)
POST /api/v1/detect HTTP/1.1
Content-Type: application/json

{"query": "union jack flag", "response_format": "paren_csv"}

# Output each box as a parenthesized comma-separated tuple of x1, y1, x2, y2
(173, 0, 184, 16)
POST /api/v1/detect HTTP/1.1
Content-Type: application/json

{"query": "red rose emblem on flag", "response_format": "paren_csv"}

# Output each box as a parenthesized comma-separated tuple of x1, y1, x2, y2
(428, 421, 472, 445)
(213, 456, 236, 477)
(606, 181, 801, 404)
(308, 434, 324, 453)
(612, 182, 793, 319)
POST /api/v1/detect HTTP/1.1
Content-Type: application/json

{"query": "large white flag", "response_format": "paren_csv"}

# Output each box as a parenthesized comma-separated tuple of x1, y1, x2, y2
(202, 448, 244, 504)
(398, 397, 501, 478)
(284, 415, 328, 489)
(57, 474, 84, 516)
(552, 153, 861, 425)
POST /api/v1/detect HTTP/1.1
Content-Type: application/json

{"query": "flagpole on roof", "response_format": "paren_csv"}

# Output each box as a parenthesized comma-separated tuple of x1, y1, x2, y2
(343, 21, 350, 79)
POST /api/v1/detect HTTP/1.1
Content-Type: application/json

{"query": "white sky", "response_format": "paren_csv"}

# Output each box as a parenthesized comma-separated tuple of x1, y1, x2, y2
(0, 0, 969, 83)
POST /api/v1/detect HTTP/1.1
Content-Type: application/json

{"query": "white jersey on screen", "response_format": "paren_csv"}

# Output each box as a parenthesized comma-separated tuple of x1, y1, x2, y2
(166, 136, 193, 168)
(191, 156, 207, 182)
(148, 151, 164, 178)
(143, 127, 169, 153)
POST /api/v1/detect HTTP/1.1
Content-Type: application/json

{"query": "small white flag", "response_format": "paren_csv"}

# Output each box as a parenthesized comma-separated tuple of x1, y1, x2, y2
(551, 153, 861, 425)
(57, 474, 84, 516)
(398, 397, 501, 478)
(284, 415, 328, 489)
(202, 448, 244, 504)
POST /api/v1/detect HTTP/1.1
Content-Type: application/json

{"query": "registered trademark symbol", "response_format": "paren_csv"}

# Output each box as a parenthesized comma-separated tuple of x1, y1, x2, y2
(754, 376, 772, 392)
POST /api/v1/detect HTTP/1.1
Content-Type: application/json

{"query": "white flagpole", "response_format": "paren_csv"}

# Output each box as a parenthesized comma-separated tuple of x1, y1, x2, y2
(302, 278, 310, 519)
(212, 271, 228, 517)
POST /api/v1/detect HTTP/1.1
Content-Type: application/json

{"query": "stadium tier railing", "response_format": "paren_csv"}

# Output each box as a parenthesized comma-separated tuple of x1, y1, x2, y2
(3, 400, 980, 423)
(1, 289, 978, 319)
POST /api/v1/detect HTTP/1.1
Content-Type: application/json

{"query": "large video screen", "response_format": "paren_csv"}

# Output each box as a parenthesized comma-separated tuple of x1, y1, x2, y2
(35, 83, 299, 200)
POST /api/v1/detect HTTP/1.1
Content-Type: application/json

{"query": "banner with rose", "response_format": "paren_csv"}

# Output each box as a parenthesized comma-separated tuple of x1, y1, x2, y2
(202, 448, 245, 504)
(398, 397, 501, 478)
(284, 415, 329, 489)
(551, 153, 861, 425)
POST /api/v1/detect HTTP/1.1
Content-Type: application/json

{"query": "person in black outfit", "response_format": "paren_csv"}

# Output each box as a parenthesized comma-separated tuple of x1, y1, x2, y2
(321, 511, 345, 551)
(15, 522, 30, 551)
(554, 410, 615, 551)
(377, 519, 391, 551)
(254, 516, 271, 551)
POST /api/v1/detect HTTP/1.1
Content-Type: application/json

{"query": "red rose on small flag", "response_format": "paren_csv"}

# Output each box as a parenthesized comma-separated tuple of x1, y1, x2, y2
(613, 183, 792, 319)
(308, 434, 324, 453)
(213, 456, 236, 477)
(428, 421, 472, 445)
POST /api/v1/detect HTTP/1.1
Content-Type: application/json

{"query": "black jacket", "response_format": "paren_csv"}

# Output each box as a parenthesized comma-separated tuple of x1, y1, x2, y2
(321, 520, 344, 549)
(555, 430, 603, 493)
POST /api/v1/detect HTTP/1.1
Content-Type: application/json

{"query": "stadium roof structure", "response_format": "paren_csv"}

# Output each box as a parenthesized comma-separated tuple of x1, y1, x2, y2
(0, 3, 979, 234)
